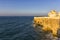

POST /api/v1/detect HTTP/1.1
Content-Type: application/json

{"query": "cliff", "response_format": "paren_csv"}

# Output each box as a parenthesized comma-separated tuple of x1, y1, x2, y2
(33, 10, 60, 38)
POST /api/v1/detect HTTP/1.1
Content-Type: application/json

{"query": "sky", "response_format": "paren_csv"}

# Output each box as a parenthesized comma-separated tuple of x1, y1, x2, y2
(0, 0, 60, 16)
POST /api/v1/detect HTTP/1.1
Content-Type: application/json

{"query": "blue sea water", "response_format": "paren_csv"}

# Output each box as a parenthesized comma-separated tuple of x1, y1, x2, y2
(0, 16, 39, 40)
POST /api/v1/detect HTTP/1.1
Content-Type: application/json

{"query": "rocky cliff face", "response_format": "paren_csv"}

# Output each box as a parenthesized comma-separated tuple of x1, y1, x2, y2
(33, 10, 60, 40)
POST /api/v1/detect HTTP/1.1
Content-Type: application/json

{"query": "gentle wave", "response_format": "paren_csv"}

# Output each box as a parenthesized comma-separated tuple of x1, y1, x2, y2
(0, 16, 38, 40)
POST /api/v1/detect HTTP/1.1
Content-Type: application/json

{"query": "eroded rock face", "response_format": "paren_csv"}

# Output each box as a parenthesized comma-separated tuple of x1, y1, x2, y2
(34, 17, 59, 37)
(33, 10, 60, 40)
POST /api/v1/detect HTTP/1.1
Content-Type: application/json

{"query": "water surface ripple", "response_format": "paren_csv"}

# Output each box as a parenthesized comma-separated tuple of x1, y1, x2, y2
(0, 16, 38, 40)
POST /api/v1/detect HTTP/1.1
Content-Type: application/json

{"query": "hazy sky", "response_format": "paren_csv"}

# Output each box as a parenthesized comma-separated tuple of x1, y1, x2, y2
(0, 0, 60, 16)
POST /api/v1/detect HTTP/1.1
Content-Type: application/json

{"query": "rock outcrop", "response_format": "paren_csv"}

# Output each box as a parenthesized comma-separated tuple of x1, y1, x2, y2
(33, 10, 60, 40)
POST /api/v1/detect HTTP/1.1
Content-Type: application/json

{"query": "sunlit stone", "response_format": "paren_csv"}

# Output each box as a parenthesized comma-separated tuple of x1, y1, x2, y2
(33, 10, 60, 40)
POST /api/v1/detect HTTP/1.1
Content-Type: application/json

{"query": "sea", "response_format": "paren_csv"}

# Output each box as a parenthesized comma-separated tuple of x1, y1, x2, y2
(0, 16, 40, 40)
